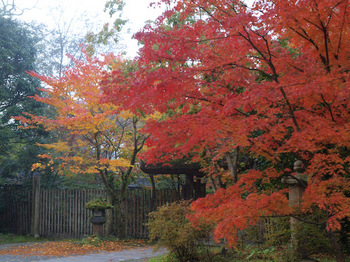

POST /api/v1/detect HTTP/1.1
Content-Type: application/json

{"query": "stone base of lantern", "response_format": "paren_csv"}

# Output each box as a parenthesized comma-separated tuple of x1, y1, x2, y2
(92, 224, 104, 237)
(91, 209, 107, 237)
(281, 160, 308, 257)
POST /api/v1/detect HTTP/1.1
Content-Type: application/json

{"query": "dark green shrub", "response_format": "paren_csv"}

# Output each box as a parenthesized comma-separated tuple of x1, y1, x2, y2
(147, 201, 212, 262)
(264, 217, 291, 246)
(263, 215, 332, 260)
(243, 213, 335, 261)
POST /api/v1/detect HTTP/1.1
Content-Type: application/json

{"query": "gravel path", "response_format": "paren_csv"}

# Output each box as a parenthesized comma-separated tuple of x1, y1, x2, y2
(0, 243, 167, 262)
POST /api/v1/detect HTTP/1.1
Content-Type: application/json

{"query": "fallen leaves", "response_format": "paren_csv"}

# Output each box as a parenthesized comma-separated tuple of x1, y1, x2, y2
(0, 239, 145, 257)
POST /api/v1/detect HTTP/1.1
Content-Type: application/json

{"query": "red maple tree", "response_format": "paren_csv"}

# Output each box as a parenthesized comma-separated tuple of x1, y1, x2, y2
(102, 0, 349, 257)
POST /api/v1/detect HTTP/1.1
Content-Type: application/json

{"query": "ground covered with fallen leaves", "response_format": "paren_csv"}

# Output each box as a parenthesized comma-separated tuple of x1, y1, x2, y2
(0, 238, 146, 257)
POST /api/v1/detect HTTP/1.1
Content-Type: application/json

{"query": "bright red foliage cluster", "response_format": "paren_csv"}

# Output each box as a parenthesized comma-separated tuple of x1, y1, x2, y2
(103, 0, 349, 246)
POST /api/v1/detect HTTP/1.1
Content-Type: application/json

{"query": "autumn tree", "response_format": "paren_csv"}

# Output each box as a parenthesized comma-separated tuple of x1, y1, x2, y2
(17, 51, 148, 235)
(102, 0, 350, 259)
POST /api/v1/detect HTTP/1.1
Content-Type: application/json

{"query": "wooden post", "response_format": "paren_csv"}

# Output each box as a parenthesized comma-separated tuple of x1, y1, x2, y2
(282, 160, 307, 253)
(31, 172, 41, 238)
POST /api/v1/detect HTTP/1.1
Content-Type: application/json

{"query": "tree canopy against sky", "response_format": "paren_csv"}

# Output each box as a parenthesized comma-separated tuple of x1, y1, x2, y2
(102, 0, 350, 247)
(0, 16, 49, 184)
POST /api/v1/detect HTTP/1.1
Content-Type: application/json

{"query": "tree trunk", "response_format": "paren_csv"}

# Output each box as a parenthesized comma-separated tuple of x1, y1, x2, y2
(105, 192, 113, 235)
(149, 174, 157, 211)
(210, 176, 217, 193)
(115, 183, 128, 238)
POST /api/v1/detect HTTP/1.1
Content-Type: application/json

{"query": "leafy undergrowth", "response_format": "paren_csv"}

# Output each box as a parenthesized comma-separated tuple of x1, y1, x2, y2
(0, 237, 146, 257)
(147, 245, 345, 262)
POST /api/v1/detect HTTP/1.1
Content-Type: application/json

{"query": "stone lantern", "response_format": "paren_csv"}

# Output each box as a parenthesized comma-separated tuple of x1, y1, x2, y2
(282, 160, 308, 207)
(282, 160, 308, 251)
(85, 198, 112, 237)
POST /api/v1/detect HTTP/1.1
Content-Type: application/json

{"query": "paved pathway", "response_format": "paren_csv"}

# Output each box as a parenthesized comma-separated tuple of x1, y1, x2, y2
(0, 243, 167, 262)
(44, 247, 166, 262)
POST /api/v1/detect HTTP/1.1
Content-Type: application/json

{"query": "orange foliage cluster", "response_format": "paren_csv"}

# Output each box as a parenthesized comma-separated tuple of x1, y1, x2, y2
(16, 50, 149, 195)
(16, 52, 141, 177)
(0, 240, 144, 257)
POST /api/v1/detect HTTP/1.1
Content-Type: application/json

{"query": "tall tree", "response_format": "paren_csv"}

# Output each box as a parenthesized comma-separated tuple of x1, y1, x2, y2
(17, 50, 149, 235)
(102, 0, 350, 258)
(0, 16, 48, 185)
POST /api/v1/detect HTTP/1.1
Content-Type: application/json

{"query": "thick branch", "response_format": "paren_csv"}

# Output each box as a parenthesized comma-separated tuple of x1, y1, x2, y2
(320, 94, 335, 122)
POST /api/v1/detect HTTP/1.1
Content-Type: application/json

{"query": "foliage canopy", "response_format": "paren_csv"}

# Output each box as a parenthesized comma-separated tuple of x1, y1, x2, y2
(102, 0, 350, 249)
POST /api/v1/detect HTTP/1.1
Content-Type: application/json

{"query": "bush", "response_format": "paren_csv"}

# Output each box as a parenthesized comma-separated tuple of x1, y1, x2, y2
(147, 201, 212, 262)
(80, 235, 104, 246)
(262, 214, 333, 260)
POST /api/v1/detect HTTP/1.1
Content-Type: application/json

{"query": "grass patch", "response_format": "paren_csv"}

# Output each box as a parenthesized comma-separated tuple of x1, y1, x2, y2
(0, 233, 49, 244)
(146, 253, 178, 262)
(147, 255, 168, 262)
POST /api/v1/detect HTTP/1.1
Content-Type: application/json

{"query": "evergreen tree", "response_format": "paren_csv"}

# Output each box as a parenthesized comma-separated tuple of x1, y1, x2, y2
(0, 16, 48, 185)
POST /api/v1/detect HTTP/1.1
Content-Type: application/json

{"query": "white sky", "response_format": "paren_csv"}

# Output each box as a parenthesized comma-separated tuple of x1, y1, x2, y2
(14, 0, 164, 57)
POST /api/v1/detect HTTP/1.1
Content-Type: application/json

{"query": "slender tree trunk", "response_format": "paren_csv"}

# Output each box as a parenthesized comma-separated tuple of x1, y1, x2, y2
(218, 176, 225, 189)
(116, 177, 128, 238)
(114, 199, 125, 238)
(105, 192, 114, 235)
(149, 174, 157, 211)
(209, 176, 217, 193)
(98, 167, 116, 236)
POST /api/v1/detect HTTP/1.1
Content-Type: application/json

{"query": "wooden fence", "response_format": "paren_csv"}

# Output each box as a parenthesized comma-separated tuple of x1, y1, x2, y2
(0, 187, 181, 238)
(119, 188, 181, 238)
(38, 189, 105, 238)
(0, 186, 32, 235)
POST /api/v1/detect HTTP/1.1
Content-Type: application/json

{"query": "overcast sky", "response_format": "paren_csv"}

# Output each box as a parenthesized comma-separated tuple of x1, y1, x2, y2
(14, 0, 164, 57)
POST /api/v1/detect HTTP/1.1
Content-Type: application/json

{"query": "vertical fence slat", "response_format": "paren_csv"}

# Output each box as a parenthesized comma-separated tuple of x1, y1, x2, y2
(43, 190, 46, 236)
(48, 190, 52, 236)
(63, 189, 66, 237)
(77, 189, 81, 238)
(58, 189, 62, 237)
(81, 189, 85, 236)
(69, 190, 73, 236)
(74, 189, 77, 238)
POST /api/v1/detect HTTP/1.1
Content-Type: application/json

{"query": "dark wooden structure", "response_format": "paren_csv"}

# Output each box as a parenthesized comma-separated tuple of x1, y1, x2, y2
(140, 161, 206, 200)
